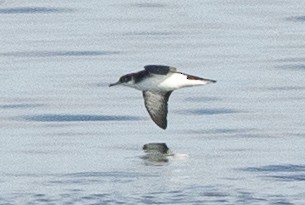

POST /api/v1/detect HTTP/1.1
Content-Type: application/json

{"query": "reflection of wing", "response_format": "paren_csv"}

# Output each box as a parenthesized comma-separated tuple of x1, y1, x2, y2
(143, 90, 172, 129)
(144, 65, 176, 75)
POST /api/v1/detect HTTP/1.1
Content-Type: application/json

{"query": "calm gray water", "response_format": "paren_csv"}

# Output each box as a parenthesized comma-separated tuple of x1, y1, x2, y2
(1, 0, 305, 204)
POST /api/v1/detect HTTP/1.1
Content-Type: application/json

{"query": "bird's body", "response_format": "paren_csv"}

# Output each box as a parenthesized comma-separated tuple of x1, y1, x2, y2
(133, 72, 210, 92)
(109, 65, 216, 129)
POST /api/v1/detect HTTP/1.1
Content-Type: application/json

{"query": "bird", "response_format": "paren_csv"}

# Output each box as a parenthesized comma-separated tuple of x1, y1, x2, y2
(109, 65, 216, 129)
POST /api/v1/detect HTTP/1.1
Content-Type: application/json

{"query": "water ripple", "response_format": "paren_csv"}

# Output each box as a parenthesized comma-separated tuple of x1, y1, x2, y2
(278, 64, 305, 71)
(241, 164, 305, 173)
(123, 31, 177, 36)
(275, 58, 305, 63)
(49, 171, 158, 185)
(0, 7, 73, 14)
(21, 114, 141, 122)
(129, 3, 167, 8)
(0, 103, 43, 109)
(178, 108, 239, 115)
(240, 164, 305, 183)
(269, 175, 305, 182)
(287, 16, 305, 22)
(190, 128, 254, 135)
(183, 96, 220, 102)
(259, 86, 305, 91)
(0, 50, 119, 58)
(63, 171, 156, 178)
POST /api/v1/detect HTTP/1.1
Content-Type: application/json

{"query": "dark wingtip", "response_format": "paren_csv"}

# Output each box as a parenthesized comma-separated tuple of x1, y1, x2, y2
(205, 78, 217, 84)
(158, 121, 167, 130)
(152, 119, 167, 129)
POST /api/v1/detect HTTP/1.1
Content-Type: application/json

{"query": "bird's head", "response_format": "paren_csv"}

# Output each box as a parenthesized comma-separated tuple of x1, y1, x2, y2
(109, 74, 134, 87)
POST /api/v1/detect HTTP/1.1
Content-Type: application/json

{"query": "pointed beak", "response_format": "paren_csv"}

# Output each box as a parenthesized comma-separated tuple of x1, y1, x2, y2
(198, 78, 216, 84)
(109, 81, 121, 87)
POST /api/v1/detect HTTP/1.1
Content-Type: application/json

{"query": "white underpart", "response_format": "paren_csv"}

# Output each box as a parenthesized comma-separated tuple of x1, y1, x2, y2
(127, 72, 210, 92)
(158, 73, 210, 91)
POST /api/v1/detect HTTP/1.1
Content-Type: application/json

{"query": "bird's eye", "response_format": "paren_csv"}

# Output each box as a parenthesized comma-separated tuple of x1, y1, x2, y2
(120, 75, 130, 83)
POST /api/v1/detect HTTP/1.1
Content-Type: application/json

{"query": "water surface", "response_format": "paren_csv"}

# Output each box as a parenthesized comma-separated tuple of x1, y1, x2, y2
(1, 0, 305, 204)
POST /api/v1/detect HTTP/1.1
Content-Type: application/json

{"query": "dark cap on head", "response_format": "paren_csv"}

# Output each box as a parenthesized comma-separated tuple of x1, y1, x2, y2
(119, 74, 132, 83)
(109, 74, 133, 87)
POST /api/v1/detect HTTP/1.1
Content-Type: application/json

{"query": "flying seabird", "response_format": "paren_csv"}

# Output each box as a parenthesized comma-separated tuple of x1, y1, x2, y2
(109, 65, 216, 129)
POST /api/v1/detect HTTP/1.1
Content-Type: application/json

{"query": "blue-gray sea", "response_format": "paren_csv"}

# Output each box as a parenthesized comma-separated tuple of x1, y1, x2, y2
(1, 0, 305, 204)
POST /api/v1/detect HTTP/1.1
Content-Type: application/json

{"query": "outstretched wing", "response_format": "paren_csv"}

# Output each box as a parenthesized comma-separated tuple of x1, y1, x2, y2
(143, 90, 172, 129)
(144, 65, 176, 75)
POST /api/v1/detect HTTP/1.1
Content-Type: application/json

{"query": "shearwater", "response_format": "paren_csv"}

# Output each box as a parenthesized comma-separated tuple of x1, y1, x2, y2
(109, 65, 216, 129)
